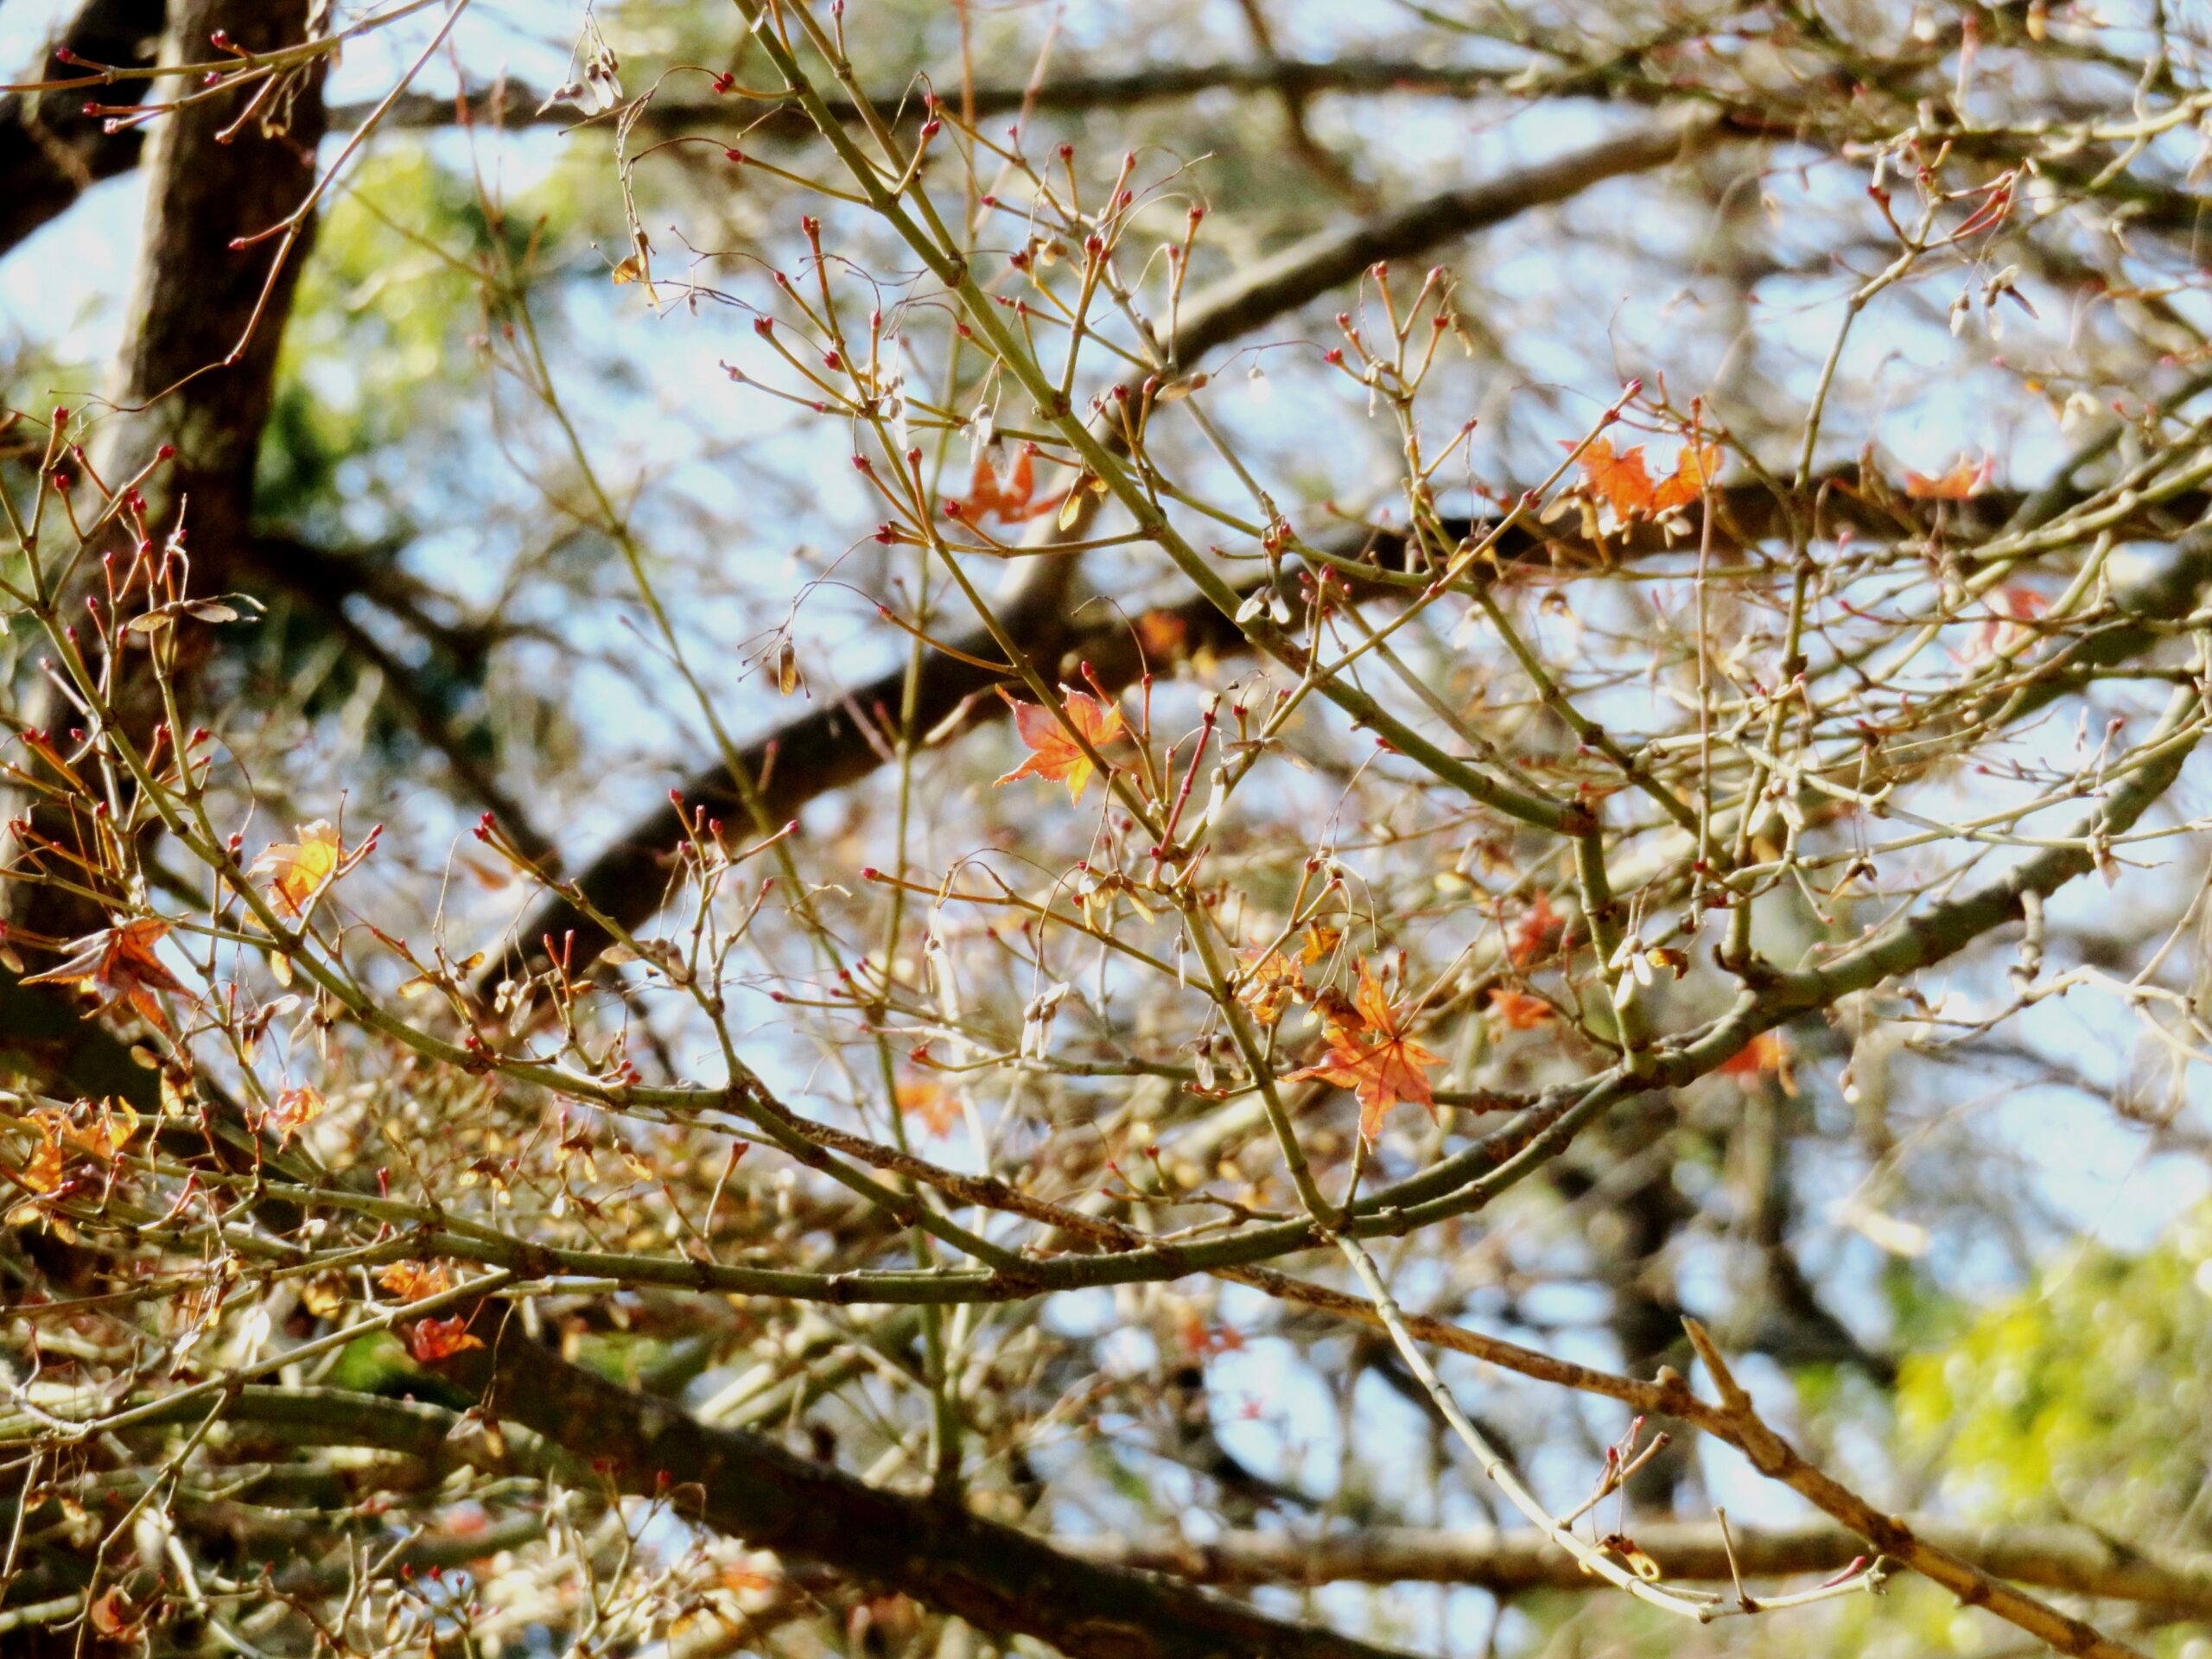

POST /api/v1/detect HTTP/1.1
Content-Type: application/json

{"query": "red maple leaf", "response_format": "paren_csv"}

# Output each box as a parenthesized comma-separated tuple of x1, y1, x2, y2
(404, 1315, 484, 1362)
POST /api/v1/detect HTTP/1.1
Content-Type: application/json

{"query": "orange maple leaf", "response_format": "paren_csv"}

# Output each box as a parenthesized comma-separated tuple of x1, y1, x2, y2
(257, 1085, 327, 1147)
(10, 1114, 67, 1196)
(249, 819, 375, 921)
(1236, 946, 1306, 1025)
(1903, 454, 1993, 499)
(1508, 891, 1563, 970)
(22, 917, 185, 1033)
(894, 1080, 962, 1138)
(1285, 961, 1445, 1138)
(378, 1260, 454, 1303)
(995, 688, 1124, 803)
(1716, 1031, 1797, 1096)
(1136, 607, 1189, 663)
(404, 1315, 484, 1363)
(1962, 584, 2049, 662)
(1575, 437, 1719, 518)
(1487, 986, 1556, 1030)
(950, 445, 1065, 524)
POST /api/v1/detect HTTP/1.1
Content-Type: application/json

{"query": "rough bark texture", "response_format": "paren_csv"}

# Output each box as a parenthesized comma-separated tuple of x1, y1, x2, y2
(95, 0, 326, 561)
(0, 0, 162, 257)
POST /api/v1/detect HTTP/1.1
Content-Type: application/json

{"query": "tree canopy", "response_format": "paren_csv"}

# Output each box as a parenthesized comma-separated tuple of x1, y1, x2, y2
(3, 2, 2212, 1656)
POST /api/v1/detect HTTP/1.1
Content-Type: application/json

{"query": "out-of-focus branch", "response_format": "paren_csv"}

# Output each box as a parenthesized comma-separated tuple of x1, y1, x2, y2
(1071, 1518, 2212, 1616)
(352, 55, 1519, 142)
(1179, 105, 1724, 353)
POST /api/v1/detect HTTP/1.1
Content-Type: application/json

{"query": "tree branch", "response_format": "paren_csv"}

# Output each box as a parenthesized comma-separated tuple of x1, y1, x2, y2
(485, 109, 1734, 982)
(1069, 1518, 2212, 1617)
(120, 1371, 1426, 1659)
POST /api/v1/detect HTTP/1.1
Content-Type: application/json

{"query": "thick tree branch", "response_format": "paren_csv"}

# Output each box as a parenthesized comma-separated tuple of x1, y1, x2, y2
(150, 1370, 1425, 1659)
(0, 0, 162, 256)
(354, 54, 1519, 141)
(1071, 1519, 2212, 1616)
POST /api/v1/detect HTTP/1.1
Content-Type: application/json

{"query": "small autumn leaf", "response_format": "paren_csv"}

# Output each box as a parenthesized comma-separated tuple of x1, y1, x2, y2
(1573, 437, 1719, 518)
(995, 688, 1125, 804)
(1135, 606, 1188, 661)
(404, 1315, 484, 1363)
(11, 1116, 67, 1195)
(1285, 961, 1446, 1138)
(22, 917, 186, 1033)
(951, 444, 1071, 526)
(378, 1260, 454, 1303)
(1508, 891, 1563, 970)
(257, 1086, 327, 1147)
(1235, 946, 1305, 1025)
(1487, 986, 1556, 1031)
(1904, 453, 1994, 499)
(250, 820, 375, 921)
(1715, 1031, 1797, 1096)
(894, 1080, 961, 1138)
(611, 251, 647, 285)
(1962, 584, 2050, 662)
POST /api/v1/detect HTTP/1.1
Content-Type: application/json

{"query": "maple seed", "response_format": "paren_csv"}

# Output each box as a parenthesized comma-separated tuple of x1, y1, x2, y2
(995, 689, 1124, 804)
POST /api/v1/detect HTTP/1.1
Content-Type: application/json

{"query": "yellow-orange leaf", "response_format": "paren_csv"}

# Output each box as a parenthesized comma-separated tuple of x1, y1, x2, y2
(378, 1260, 454, 1303)
(995, 689, 1124, 803)
(250, 820, 372, 920)
(1236, 947, 1305, 1025)
(1135, 607, 1188, 662)
(14, 1117, 66, 1194)
(895, 1081, 962, 1138)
